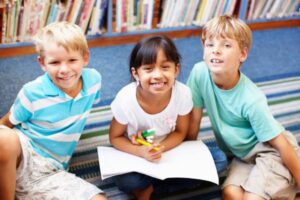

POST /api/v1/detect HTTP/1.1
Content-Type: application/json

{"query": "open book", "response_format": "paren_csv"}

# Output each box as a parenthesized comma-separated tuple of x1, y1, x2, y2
(97, 140, 219, 184)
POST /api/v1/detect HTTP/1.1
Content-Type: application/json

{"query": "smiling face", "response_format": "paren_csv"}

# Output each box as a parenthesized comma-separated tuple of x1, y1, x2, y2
(203, 36, 248, 77)
(201, 16, 252, 89)
(132, 49, 179, 97)
(38, 43, 89, 97)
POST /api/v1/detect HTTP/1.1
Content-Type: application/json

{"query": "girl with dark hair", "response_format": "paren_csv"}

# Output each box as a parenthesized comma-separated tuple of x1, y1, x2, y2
(109, 35, 192, 199)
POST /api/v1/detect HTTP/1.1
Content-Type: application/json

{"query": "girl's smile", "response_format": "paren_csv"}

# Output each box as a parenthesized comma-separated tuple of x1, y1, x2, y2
(150, 81, 167, 90)
(133, 49, 179, 97)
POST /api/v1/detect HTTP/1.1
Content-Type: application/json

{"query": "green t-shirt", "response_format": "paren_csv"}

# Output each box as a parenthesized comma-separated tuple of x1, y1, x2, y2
(187, 61, 284, 158)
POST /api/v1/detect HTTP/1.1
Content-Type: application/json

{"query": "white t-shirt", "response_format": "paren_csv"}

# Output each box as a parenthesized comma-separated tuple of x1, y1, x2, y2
(111, 81, 193, 142)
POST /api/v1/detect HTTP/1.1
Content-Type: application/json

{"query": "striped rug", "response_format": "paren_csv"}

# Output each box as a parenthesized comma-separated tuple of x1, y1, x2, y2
(68, 76, 300, 200)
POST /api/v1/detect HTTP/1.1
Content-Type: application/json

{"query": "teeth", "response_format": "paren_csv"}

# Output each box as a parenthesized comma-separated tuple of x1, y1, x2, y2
(211, 59, 222, 63)
(58, 75, 74, 80)
(151, 82, 165, 88)
(59, 77, 70, 80)
(152, 82, 164, 86)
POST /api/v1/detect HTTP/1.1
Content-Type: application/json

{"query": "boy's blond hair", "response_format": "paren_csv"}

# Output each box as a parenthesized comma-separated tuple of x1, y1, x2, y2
(201, 15, 252, 50)
(34, 21, 89, 58)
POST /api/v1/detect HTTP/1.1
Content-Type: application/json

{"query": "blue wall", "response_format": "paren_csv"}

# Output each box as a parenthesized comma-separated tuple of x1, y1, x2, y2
(0, 27, 300, 116)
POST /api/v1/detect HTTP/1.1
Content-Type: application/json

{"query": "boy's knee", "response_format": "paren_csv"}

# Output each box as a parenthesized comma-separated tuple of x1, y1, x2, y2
(223, 185, 244, 200)
(0, 128, 21, 163)
(91, 194, 107, 200)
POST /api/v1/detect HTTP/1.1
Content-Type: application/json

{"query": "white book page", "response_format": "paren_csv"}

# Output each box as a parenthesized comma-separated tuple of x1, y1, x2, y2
(98, 140, 219, 185)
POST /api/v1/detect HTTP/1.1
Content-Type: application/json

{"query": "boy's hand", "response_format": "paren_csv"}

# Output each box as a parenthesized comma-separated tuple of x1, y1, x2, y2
(0, 112, 14, 128)
(269, 133, 300, 189)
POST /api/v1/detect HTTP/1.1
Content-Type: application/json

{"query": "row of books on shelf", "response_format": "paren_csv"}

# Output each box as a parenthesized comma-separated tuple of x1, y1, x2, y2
(1, 0, 107, 44)
(1, 0, 299, 44)
(111, 0, 300, 33)
(159, 0, 237, 28)
(159, 0, 299, 28)
(113, 0, 156, 32)
(242, 0, 299, 21)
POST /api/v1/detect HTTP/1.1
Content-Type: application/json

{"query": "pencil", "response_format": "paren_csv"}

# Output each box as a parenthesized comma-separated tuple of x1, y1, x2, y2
(136, 138, 159, 151)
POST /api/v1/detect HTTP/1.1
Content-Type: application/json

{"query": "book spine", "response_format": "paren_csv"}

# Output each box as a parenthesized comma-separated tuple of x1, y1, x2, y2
(238, 0, 249, 20)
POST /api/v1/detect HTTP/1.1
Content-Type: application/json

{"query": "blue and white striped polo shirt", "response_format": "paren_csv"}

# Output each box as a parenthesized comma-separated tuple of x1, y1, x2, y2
(9, 68, 101, 169)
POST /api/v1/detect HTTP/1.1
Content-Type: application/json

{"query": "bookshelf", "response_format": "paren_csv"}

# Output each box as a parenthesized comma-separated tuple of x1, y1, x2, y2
(0, 0, 299, 58)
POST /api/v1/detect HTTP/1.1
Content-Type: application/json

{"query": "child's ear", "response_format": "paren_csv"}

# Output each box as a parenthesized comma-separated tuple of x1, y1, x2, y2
(83, 52, 90, 67)
(38, 56, 47, 72)
(175, 64, 180, 77)
(240, 47, 248, 63)
(131, 67, 139, 81)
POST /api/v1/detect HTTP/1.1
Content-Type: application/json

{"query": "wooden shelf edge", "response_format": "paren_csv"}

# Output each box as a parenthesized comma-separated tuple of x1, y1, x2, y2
(248, 19, 300, 30)
(0, 45, 36, 58)
(1, 19, 299, 58)
(88, 28, 202, 48)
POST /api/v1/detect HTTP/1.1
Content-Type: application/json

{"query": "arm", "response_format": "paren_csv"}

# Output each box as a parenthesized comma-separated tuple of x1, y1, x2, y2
(268, 133, 300, 189)
(0, 112, 14, 128)
(109, 117, 162, 162)
(186, 108, 203, 140)
(160, 113, 190, 152)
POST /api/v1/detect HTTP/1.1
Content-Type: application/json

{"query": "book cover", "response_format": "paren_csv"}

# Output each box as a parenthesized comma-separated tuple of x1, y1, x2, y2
(163, 0, 175, 28)
(78, 0, 95, 33)
(97, 140, 219, 184)
(226, 0, 237, 16)
(5, 0, 12, 43)
(193, 0, 206, 26)
(260, 0, 274, 19)
(169, 0, 183, 27)
(145, 0, 154, 29)
(88, 0, 107, 35)
(184, 0, 200, 26)
(0, 5, 5, 43)
(200, 0, 215, 26)
(238, 0, 249, 20)
(151, 0, 160, 28)
(98, 0, 108, 32)
(278, 0, 291, 18)
(222, 0, 230, 15)
(266, 0, 283, 19)
(215, 0, 225, 16)
(247, 0, 257, 20)
(158, 0, 170, 28)
(46, 2, 58, 25)
(252, 0, 267, 19)
(285, 0, 298, 17)
(23, 0, 49, 41)
(68, 0, 83, 24)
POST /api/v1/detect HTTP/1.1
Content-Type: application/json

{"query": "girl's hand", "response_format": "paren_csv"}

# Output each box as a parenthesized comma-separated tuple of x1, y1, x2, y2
(136, 144, 164, 162)
(130, 131, 143, 145)
(131, 133, 165, 162)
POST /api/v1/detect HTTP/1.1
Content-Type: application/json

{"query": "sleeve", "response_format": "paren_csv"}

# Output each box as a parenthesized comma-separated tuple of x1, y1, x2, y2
(246, 96, 284, 142)
(186, 63, 204, 108)
(93, 69, 102, 105)
(110, 91, 128, 125)
(178, 84, 193, 116)
(9, 88, 33, 125)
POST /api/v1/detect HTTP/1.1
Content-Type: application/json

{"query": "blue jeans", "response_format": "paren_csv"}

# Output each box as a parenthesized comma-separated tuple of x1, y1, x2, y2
(114, 145, 228, 194)
(209, 146, 228, 173)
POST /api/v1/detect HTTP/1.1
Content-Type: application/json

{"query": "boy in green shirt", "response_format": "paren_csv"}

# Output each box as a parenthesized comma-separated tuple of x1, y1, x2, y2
(187, 15, 300, 200)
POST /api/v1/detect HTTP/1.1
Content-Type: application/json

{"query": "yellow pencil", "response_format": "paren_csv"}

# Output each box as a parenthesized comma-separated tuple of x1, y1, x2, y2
(136, 138, 159, 151)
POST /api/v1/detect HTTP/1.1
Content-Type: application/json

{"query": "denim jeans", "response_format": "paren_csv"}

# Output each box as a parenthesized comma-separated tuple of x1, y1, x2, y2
(208, 145, 228, 173)
(114, 145, 228, 194)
